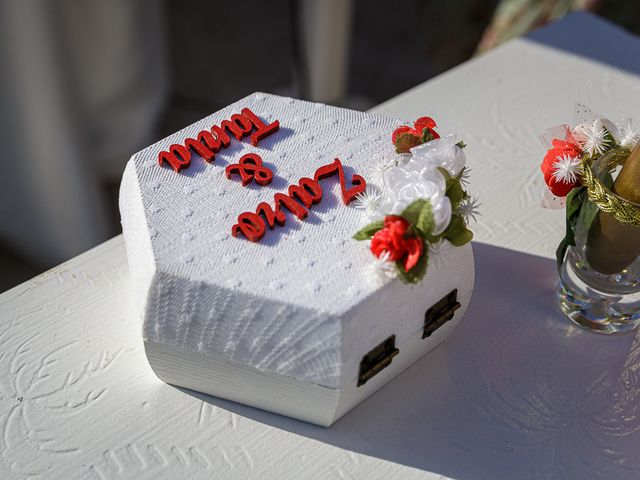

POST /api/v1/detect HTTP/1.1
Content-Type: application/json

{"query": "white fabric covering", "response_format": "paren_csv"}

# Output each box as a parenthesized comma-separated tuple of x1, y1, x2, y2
(120, 93, 474, 389)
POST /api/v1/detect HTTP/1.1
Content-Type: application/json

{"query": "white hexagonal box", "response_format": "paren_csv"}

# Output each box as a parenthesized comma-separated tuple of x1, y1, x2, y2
(120, 92, 474, 426)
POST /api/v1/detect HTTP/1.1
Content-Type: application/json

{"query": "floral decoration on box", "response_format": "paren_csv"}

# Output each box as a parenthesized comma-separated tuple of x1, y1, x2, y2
(353, 117, 479, 284)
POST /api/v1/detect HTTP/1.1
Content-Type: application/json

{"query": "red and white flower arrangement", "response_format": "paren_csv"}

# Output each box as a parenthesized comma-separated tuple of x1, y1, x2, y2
(541, 114, 639, 200)
(539, 107, 639, 265)
(353, 117, 478, 284)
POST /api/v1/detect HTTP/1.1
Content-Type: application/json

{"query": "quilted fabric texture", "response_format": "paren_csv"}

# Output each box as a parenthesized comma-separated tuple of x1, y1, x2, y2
(120, 93, 475, 389)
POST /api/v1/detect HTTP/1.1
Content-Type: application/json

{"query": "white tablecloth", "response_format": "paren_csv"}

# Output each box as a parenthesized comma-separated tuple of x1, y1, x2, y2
(2, 12, 640, 480)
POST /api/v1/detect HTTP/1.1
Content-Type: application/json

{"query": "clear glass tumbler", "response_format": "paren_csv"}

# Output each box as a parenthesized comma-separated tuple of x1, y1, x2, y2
(558, 151, 640, 334)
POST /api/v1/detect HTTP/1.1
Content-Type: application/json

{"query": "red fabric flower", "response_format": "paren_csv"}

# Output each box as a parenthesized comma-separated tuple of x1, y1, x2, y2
(391, 125, 413, 144)
(403, 237, 424, 271)
(371, 216, 409, 261)
(541, 139, 581, 178)
(413, 116, 440, 140)
(391, 116, 440, 149)
(546, 174, 579, 197)
(370, 216, 424, 272)
(540, 139, 582, 197)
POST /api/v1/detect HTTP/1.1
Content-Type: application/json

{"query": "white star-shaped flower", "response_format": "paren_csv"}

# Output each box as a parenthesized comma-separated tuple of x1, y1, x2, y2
(552, 154, 581, 184)
(456, 196, 481, 224)
(369, 251, 396, 283)
(459, 167, 471, 187)
(373, 158, 396, 182)
(353, 186, 385, 218)
(619, 119, 639, 148)
(581, 119, 611, 156)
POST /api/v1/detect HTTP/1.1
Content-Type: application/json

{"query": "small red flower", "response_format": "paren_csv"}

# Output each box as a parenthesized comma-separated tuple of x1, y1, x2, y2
(391, 116, 440, 152)
(403, 237, 424, 271)
(541, 139, 581, 177)
(370, 216, 408, 261)
(413, 116, 440, 140)
(540, 139, 582, 197)
(391, 125, 413, 144)
(546, 175, 577, 197)
(370, 216, 424, 272)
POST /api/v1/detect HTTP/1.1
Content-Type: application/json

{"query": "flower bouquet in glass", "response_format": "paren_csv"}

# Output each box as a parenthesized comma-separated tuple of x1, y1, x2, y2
(539, 107, 640, 333)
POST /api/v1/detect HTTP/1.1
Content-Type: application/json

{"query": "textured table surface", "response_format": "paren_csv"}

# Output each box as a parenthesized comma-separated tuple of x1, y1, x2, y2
(3, 12, 640, 480)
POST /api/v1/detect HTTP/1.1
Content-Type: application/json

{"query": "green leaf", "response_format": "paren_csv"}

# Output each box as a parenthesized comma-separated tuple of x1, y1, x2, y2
(443, 214, 473, 246)
(416, 200, 434, 237)
(456, 140, 467, 149)
(602, 127, 616, 153)
(401, 199, 429, 227)
(555, 186, 587, 270)
(556, 237, 568, 269)
(353, 220, 384, 241)
(446, 178, 466, 208)
(564, 186, 586, 247)
(395, 133, 421, 153)
(421, 129, 435, 143)
(438, 167, 468, 207)
(565, 187, 585, 223)
(576, 196, 598, 235)
(395, 241, 428, 284)
(437, 167, 453, 184)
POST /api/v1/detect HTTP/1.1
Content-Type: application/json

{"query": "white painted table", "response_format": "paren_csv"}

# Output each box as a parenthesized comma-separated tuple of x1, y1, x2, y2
(2, 12, 640, 479)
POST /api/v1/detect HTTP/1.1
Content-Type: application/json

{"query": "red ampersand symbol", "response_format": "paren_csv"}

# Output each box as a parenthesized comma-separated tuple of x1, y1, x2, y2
(225, 153, 273, 186)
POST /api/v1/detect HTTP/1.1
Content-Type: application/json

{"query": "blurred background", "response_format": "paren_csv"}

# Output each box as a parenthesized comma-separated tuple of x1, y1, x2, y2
(1, 0, 639, 292)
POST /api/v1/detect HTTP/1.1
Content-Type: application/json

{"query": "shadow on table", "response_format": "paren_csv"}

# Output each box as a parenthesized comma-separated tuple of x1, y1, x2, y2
(525, 11, 640, 78)
(185, 242, 640, 480)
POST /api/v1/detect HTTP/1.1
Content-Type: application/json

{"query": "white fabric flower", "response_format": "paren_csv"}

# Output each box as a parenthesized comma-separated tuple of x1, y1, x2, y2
(353, 185, 385, 221)
(368, 251, 396, 283)
(618, 119, 639, 148)
(456, 196, 481, 224)
(409, 134, 467, 177)
(460, 167, 471, 187)
(372, 158, 396, 182)
(574, 118, 613, 156)
(552, 154, 581, 184)
(383, 145, 454, 235)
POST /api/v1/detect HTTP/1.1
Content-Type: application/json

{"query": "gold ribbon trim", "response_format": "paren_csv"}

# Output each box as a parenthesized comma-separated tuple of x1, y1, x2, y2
(580, 147, 640, 229)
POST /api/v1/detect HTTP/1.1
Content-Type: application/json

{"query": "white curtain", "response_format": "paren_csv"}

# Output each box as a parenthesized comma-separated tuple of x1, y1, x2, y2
(0, 0, 168, 265)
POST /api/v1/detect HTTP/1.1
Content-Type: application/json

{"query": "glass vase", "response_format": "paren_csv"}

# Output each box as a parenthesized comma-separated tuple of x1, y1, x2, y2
(557, 151, 640, 334)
